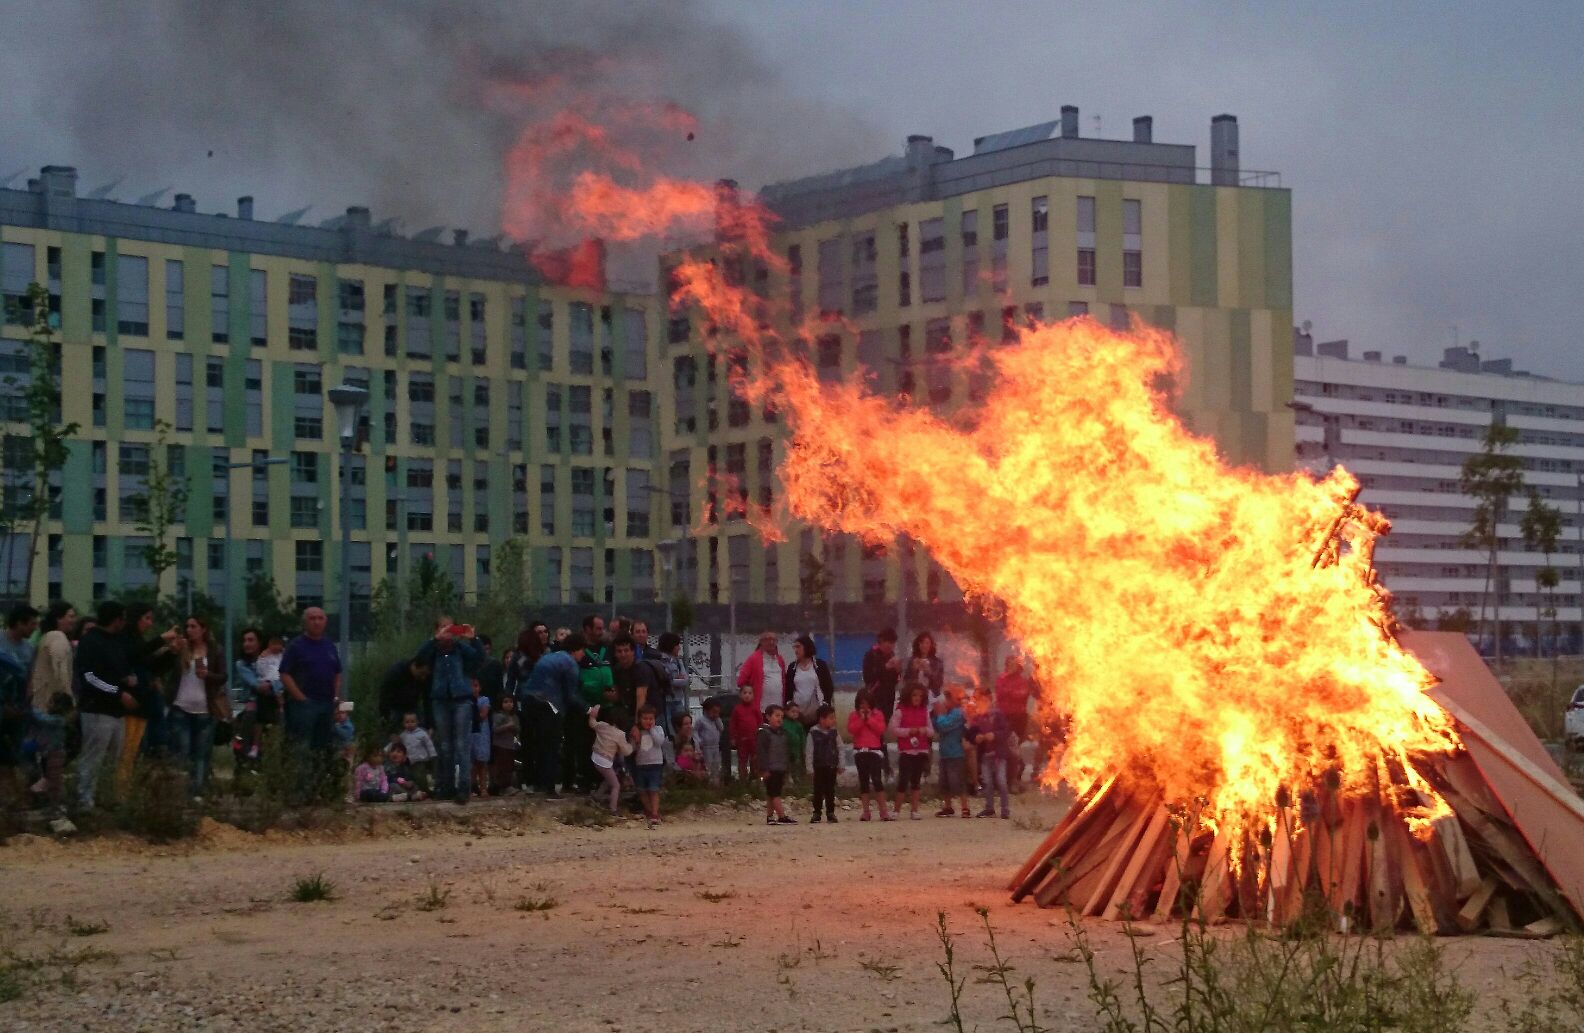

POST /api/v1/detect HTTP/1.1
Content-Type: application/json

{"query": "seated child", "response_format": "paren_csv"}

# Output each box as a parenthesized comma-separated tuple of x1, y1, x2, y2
(384, 742, 427, 801)
(672, 713, 707, 780)
(354, 746, 390, 803)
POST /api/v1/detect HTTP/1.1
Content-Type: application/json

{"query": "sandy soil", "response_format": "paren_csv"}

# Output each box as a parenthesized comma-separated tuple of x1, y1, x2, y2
(0, 789, 1558, 1032)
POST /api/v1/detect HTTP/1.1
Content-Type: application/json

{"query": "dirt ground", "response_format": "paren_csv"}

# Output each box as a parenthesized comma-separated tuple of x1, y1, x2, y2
(0, 788, 1561, 1033)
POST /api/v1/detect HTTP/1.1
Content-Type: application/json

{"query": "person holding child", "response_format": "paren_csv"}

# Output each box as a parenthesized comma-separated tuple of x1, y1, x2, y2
(756, 703, 795, 825)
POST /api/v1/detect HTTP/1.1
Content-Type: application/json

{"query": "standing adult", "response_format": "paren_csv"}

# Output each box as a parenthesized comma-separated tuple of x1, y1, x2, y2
(377, 654, 433, 735)
(416, 619, 482, 804)
(279, 606, 342, 802)
(0, 604, 38, 785)
(474, 634, 504, 705)
(610, 634, 661, 715)
(28, 601, 76, 714)
(656, 632, 691, 733)
(73, 602, 136, 810)
(735, 631, 785, 712)
(117, 604, 169, 784)
(569, 613, 611, 790)
(782, 635, 835, 728)
(861, 628, 902, 721)
(167, 615, 228, 800)
(516, 632, 587, 798)
(906, 631, 946, 700)
(994, 651, 1033, 787)
(629, 619, 654, 661)
(505, 624, 546, 699)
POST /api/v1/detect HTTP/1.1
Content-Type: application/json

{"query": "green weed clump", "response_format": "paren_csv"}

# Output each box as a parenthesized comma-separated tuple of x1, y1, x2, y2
(288, 872, 337, 903)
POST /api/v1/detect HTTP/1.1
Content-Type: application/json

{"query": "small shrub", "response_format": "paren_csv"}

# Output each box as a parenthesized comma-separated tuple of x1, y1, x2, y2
(65, 916, 109, 937)
(115, 759, 197, 842)
(556, 803, 615, 827)
(515, 895, 558, 913)
(288, 872, 336, 903)
(416, 879, 451, 912)
(697, 889, 735, 903)
(858, 955, 901, 982)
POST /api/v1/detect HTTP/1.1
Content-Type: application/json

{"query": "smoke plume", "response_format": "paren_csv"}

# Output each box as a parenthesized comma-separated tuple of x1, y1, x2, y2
(5, 0, 882, 274)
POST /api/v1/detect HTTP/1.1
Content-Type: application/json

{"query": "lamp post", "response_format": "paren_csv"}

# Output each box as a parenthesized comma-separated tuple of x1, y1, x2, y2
(644, 485, 692, 631)
(221, 456, 288, 680)
(328, 383, 369, 665)
(655, 538, 679, 633)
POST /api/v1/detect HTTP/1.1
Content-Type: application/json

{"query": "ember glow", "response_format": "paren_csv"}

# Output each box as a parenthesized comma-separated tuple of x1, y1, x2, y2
(508, 104, 1461, 832)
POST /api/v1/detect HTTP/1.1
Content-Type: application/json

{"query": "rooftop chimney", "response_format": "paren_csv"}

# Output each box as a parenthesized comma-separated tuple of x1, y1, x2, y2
(39, 165, 78, 198)
(1317, 339, 1349, 360)
(1363, 350, 1382, 362)
(173, 193, 196, 214)
(1132, 116, 1153, 144)
(453, 229, 469, 246)
(1060, 105, 1080, 139)
(344, 206, 371, 230)
(1292, 327, 1313, 356)
(1210, 114, 1239, 186)
(1392, 355, 1408, 365)
(904, 134, 935, 164)
(237, 196, 254, 220)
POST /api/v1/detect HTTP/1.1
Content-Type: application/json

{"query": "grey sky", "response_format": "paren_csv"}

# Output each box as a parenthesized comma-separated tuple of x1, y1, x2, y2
(3, 2, 1580, 378)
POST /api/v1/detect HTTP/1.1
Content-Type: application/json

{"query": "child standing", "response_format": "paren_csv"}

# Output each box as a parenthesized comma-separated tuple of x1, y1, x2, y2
(969, 699, 1013, 819)
(728, 684, 759, 781)
(333, 702, 358, 765)
(629, 704, 667, 829)
(471, 695, 492, 798)
(847, 691, 888, 821)
(354, 746, 390, 803)
(890, 682, 936, 820)
(384, 742, 427, 801)
(808, 703, 840, 823)
(399, 712, 437, 791)
(588, 704, 634, 817)
(490, 694, 520, 794)
(782, 701, 807, 783)
(756, 704, 795, 825)
(695, 697, 725, 784)
(932, 689, 971, 818)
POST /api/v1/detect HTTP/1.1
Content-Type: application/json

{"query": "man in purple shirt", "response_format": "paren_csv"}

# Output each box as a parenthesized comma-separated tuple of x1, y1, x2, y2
(280, 607, 342, 801)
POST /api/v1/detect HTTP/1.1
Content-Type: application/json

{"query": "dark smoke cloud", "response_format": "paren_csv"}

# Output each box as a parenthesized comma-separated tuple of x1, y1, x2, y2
(4, 0, 882, 259)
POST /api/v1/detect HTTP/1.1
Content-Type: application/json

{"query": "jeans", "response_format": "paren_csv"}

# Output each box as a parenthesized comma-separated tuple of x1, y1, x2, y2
(518, 696, 563, 792)
(430, 697, 475, 801)
(980, 756, 1009, 817)
(167, 709, 215, 797)
(284, 697, 335, 801)
(812, 765, 837, 817)
(76, 712, 124, 808)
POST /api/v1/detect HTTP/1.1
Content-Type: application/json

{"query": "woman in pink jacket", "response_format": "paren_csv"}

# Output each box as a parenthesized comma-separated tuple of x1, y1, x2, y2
(889, 682, 936, 820)
(846, 691, 889, 821)
(735, 631, 785, 711)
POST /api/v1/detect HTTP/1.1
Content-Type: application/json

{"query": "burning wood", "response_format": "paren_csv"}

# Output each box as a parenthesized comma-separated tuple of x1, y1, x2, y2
(1011, 633, 1584, 936)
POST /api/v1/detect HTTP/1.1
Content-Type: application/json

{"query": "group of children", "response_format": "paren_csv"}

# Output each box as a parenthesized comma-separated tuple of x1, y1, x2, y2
(350, 693, 525, 805)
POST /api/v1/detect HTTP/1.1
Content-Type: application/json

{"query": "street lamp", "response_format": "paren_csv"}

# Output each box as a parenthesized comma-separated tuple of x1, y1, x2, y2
(644, 485, 692, 631)
(328, 383, 369, 664)
(221, 456, 288, 680)
(655, 538, 680, 633)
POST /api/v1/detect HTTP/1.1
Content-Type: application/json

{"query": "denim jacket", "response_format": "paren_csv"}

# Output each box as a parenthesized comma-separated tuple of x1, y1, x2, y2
(418, 638, 482, 701)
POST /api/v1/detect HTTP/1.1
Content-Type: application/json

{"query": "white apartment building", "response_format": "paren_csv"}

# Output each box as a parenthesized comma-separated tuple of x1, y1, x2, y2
(1292, 335, 1584, 651)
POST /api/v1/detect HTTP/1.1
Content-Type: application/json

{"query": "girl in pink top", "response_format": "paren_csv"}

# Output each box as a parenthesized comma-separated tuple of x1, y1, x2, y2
(847, 692, 889, 821)
(889, 683, 936, 820)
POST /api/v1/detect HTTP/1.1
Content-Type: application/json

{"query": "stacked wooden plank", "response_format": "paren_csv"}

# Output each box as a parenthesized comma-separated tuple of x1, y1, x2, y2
(1011, 632, 1584, 937)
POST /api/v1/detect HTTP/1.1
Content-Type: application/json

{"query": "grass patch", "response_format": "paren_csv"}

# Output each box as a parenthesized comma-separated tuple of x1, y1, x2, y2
(0, 943, 118, 1001)
(415, 879, 451, 912)
(287, 872, 337, 903)
(697, 889, 736, 903)
(616, 904, 661, 915)
(556, 802, 616, 827)
(514, 895, 559, 913)
(663, 777, 764, 810)
(858, 955, 901, 982)
(64, 916, 109, 937)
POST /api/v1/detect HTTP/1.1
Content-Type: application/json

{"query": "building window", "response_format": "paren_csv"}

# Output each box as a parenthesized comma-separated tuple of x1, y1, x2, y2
(287, 273, 317, 350)
(294, 413, 322, 440)
(787, 243, 803, 322)
(625, 468, 650, 538)
(337, 278, 365, 354)
(960, 210, 979, 293)
(405, 287, 431, 358)
(468, 292, 487, 364)
(569, 302, 594, 374)
(628, 390, 653, 459)
(918, 218, 946, 303)
(442, 289, 461, 362)
(290, 496, 318, 528)
(1076, 195, 1097, 287)
(116, 254, 149, 336)
(123, 349, 156, 429)
(295, 539, 323, 573)
(817, 334, 842, 382)
(1122, 198, 1143, 288)
(174, 353, 193, 432)
(623, 307, 647, 380)
(540, 464, 557, 535)
(1077, 249, 1097, 287)
(851, 232, 878, 315)
(0, 242, 33, 326)
(164, 260, 184, 340)
(537, 300, 555, 371)
(210, 266, 229, 343)
(1031, 196, 1049, 287)
(568, 385, 592, 455)
(991, 203, 1009, 291)
(250, 269, 268, 346)
(817, 237, 843, 316)
(510, 297, 528, 369)
(293, 365, 322, 396)
(571, 466, 596, 537)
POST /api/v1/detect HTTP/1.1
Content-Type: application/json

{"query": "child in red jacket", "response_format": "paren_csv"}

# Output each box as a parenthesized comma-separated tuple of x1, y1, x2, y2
(728, 684, 761, 781)
(846, 690, 889, 821)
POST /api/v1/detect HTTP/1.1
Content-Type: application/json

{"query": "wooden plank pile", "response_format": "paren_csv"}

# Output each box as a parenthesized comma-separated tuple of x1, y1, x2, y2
(1010, 747, 1575, 935)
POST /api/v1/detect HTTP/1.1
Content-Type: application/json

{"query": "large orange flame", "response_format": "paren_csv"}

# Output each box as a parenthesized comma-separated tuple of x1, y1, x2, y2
(505, 105, 1460, 831)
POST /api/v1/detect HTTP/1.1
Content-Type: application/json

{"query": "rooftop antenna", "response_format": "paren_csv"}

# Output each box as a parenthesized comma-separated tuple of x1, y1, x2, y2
(276, 205, 312, 225)
(135, 186, 172, 206)
(411, 226, 444, 242)
(86, 176, 124, 199)
(1, 168, 27, 189)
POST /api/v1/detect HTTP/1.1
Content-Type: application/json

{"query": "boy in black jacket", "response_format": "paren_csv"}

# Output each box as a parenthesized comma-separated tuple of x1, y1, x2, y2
(808, 704, 841, 823)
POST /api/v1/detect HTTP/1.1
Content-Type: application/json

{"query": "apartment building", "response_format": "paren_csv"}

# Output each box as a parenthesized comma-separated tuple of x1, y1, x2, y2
(0, 166, 665, 614)
(1293, 335, 1584, 645)
(664, 109, 1294, 607)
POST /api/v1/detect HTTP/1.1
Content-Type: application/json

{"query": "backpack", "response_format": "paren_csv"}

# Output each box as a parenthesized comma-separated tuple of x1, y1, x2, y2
(639, 657, 674, 705)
